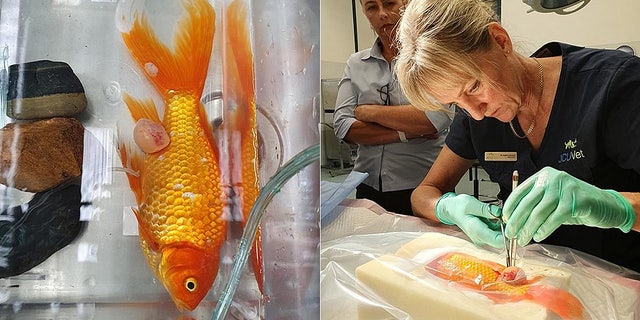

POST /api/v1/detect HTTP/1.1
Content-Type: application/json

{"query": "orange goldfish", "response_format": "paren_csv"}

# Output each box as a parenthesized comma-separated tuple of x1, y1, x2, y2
(426, 252, 585, 320)
(118, 0, 223, 311)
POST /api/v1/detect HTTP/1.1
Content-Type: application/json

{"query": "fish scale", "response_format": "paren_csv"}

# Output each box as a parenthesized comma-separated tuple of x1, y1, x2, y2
(437, 253, 528, 295)
(139, 92, 223, 249)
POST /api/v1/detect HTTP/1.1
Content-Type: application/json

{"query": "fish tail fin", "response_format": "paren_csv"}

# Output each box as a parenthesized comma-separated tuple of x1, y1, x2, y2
(122, 93, 161, 123)
(224, 0, 262, 293)
(526, 285, 586, 319)
(121, 0, 215, 97)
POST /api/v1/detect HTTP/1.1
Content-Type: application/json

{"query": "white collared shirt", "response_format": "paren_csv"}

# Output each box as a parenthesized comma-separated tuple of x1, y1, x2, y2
(333, 38, 453, 192)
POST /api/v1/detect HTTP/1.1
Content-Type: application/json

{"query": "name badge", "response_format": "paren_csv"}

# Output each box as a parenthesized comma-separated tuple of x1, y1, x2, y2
(484, 152, 517, 162)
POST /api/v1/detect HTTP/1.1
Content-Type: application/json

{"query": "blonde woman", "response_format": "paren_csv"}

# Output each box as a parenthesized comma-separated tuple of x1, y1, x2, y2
(396, 0, 640, 271)
(332, 0, 453, 215)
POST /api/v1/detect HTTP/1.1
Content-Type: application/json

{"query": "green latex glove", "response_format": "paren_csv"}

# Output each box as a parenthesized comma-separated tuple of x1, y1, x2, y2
(503, 167, 636, 246)
(435, 192, 504, 248)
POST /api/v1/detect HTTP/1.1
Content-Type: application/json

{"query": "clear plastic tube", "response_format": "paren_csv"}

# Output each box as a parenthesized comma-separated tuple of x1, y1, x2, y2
(211, 144, 319, 320)
(0, 44, 8, 128)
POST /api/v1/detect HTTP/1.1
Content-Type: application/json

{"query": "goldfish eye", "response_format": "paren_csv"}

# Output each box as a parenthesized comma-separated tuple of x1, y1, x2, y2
(185, 277, 198, 292)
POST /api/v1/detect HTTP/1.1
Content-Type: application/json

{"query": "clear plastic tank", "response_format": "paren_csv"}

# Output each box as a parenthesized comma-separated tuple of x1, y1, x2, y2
(250, 0, 320, 319)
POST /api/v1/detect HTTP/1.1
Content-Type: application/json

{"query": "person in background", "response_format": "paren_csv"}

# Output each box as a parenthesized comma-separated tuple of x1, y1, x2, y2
(395, 0, 640, 272)
(333, 0, 453, 216)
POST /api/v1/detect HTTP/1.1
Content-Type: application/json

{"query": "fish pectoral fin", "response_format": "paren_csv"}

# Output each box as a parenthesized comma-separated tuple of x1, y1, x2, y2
(138, 233, 163, 278)
(134, 210, 161, 253)
(122, 93, 162, 123)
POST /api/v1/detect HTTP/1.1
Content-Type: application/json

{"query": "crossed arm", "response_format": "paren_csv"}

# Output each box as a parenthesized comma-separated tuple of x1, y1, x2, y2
(343, 104, 439, 145)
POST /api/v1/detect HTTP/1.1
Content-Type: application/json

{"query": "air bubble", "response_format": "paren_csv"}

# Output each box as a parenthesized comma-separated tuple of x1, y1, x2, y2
(103, 81, 122, 104)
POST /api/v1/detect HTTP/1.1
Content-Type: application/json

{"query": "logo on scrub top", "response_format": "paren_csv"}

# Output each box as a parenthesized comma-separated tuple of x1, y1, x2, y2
(558, 138, 585, 163)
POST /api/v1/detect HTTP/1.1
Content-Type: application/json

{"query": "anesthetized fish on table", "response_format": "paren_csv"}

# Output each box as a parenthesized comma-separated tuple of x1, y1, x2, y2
(426, 252, 585, 320)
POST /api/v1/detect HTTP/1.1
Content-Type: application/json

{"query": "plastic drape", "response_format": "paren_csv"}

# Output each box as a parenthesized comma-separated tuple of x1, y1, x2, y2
(321, 199, 640, 320)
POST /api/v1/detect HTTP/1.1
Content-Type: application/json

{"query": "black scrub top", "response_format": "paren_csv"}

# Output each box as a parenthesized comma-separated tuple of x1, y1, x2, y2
(445, 42, 640, 272)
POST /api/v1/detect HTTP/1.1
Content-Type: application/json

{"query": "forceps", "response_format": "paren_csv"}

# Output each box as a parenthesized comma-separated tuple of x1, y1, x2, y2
(490, 205, 513, 267)
(490, 170, 519, 267)
(506, 171, 519, 267)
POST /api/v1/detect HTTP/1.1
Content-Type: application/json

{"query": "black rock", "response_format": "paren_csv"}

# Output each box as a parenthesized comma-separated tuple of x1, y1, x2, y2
(7, 60, 87, 120)
(0, 179, 86, 278)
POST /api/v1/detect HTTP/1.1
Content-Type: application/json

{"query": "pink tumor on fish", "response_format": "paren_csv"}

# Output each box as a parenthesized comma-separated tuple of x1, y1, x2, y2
(133, 118, 170, 153)
(498, 266, 527, 285)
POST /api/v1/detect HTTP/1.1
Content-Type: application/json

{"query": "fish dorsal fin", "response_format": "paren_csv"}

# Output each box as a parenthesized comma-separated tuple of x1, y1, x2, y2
(223, 0, 262, 293)
(120, 0, 215, 97)
(122, 93, 161, 123)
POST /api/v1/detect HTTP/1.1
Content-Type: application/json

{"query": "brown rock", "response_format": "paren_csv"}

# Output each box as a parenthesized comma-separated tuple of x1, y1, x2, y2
(0, 118, 84, 192)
